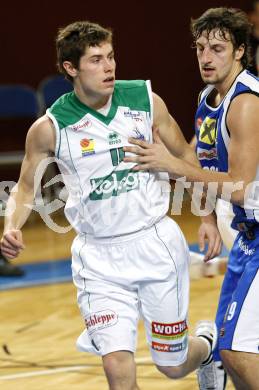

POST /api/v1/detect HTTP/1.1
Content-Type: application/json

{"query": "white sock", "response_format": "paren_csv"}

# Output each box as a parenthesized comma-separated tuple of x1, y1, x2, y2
(198, 335, 212, 364)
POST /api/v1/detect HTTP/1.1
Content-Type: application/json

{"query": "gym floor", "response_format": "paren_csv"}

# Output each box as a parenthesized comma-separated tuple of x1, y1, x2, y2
(0, 204, 235, 390)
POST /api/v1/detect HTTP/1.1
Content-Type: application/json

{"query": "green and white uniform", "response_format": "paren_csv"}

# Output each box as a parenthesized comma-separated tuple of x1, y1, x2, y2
(47, 80, 169, 237)
(46, 80, 190, 366)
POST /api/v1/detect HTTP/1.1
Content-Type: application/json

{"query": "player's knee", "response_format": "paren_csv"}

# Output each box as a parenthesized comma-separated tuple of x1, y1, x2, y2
(102, 351, 134, 381)
(220, 350, 235, 372)
(156, 364, 186, 379)
(103, 352, 122, 376)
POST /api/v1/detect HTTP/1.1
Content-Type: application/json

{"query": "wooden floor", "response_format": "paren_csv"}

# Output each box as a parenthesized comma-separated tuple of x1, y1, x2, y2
(0, 206, 235, 390)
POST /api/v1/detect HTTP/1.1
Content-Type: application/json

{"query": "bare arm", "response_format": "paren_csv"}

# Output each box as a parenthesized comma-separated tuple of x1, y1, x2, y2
(162, 93, 259, 205)
(124, 93, 201, 171)
(153, 94, 221, 259)
(187, 132, 221, 258)
(1, 116, 55, 258)
(226, 94, 259, 203)
(124, 92, 221, 260)
(152, 93, 200, 167)
(125, 93, 259, 206)
(189, 134, 197, 150)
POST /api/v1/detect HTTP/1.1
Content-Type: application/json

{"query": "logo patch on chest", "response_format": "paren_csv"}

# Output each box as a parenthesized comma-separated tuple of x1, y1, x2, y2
(196, 117, 203, 130)
(197, 147, 218, 160)
(199, 117, 217, 145)
(90, 169, 139, 200)
(80, 138, 95, 156)
(123, 110, 143, 122)
(71, 119, 92, 131)
(108, 131, 122, 145)
(132, 127, 145, 140)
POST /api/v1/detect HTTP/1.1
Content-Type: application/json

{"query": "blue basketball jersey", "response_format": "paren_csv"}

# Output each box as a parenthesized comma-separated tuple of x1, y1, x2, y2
(195, 70, 259, 229)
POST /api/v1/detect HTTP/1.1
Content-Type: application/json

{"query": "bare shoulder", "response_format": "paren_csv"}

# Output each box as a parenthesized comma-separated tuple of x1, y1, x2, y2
(152, 92, 170, 127)
(228, 93, 259, 122)
(152, 92, 167, 112)
(26, 115, 56, 154)
(152, 92, 181, 130)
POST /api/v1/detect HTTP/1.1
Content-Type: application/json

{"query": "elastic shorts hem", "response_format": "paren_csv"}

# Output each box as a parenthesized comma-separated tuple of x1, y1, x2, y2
(101, 345, 136, 357)
(152, 352, 188, 367)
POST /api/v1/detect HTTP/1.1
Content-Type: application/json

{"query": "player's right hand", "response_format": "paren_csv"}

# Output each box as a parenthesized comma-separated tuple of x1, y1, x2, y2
(0, 230, 25, 260)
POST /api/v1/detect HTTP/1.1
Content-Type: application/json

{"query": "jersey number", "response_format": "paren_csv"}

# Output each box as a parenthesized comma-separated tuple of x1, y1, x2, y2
(110, 147, 125, 166)
(227, 302, 237, 321)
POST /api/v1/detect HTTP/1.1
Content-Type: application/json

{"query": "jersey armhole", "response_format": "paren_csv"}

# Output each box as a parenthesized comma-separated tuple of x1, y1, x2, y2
(145, 80, 153, 126)
(46, 109, 61, 158)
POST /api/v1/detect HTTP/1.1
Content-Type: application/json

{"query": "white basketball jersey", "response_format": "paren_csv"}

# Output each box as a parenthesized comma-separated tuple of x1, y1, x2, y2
(46, 80, 170, 237)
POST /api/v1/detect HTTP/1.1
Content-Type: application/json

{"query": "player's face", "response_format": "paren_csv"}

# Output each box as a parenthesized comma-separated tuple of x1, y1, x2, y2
(76, 41, 116, 97)
(196, 29, 242, 86)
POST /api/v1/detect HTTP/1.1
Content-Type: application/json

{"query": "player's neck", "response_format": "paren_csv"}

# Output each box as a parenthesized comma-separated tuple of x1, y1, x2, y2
(215, 64, 244, 103)
(74, 87, 112, 111)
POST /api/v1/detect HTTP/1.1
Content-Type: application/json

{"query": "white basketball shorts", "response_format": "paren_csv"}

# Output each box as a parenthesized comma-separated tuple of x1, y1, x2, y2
(71, 216, 190, 366)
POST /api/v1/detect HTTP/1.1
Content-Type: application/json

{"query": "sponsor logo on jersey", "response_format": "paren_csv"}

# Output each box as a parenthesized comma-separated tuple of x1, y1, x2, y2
(197, 147, 218, 160)
(80, 138, 95, 156)
(132, 127, 145, 140)
(71, 119, 92, 131)
(152, 320, 188, 340)
(90, 169, 139, 200)
(152, 341, 185, 352)
(238, 237, 255, 256)
(85, 309, 118, 335)
(199, 117, 217, 145)
(124, 110, 143, 122)
(108, 131, 122, 145)
(196, 117, 203, 130)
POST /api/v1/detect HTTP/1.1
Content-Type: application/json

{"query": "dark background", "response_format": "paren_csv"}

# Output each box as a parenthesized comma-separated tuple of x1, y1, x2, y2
(0, 0, 248, 154)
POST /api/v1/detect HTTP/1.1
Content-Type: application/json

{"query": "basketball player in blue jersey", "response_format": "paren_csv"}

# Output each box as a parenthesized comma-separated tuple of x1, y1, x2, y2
(125, 7, 259, 390)
(0, 21, 221, 390)
(190, 132, 238, 390)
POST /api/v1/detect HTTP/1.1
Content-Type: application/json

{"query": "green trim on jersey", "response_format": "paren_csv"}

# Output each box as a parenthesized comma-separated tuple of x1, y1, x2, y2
(48, 80, 150, 129)
(114, 80, 150, 112)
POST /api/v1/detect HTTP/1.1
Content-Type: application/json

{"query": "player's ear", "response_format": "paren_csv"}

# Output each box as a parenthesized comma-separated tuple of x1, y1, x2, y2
(63, 61, 78, 79)
(235, 44, 245, 61)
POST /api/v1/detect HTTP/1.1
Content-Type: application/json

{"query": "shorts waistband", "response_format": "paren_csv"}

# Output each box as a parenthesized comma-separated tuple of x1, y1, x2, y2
(80, 217, 168, 245)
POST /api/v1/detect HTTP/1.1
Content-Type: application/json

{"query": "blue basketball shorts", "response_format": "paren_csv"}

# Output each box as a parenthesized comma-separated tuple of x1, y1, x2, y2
(214, 229, 259, 358)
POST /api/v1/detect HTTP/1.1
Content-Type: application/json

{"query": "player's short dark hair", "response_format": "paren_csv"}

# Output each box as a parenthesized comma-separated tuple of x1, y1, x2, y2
(56, 21, 113, 81)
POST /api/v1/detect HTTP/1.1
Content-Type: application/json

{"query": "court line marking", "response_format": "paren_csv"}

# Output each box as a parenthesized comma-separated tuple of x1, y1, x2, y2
(0, 366, 88, 380)
(0, 356, 152, 380)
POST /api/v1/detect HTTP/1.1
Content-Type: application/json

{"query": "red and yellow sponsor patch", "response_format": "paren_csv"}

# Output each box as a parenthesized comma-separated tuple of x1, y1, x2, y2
(152, 320, 188, 340)
(80, 138, 95, 156)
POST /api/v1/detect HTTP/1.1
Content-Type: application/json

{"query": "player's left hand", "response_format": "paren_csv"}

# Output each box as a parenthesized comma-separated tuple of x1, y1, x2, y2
(198, 221, 222, 262)
(123, 129, 178, 173)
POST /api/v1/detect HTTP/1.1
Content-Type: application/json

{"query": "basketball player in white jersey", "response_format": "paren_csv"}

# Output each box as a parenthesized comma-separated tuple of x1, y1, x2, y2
(125, 8, 259, 390)
(0, 21, 222, 390)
